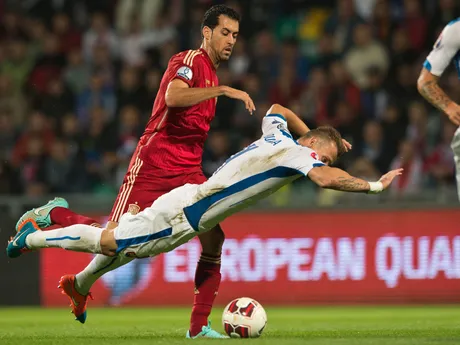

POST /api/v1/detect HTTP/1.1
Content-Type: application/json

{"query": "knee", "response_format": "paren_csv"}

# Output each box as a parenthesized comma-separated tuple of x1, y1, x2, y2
(200, 225, 225, 255)
(100, 229, 117, 256)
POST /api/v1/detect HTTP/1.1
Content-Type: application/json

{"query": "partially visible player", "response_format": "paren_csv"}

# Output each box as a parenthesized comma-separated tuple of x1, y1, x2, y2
(8, 104, 401, 330)
(15, 5, 254, 338)
(417, 18, 460, 198)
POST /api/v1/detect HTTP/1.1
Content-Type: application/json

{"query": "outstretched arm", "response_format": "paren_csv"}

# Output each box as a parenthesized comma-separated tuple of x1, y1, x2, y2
(308, 166, 403, 193)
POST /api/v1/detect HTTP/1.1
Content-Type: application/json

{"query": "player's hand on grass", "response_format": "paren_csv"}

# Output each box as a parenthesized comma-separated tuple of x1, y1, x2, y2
(342, 139, 352, 152)
(378, 168, 403, 190)
(445, 102, 460, 126)
(222, 86, 256, 114)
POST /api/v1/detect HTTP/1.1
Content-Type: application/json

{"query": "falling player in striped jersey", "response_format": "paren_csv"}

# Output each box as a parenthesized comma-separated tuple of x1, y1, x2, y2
(8, 104, 402, 333)
(15, 5, 255, 338)
(417, 18, 460, 198)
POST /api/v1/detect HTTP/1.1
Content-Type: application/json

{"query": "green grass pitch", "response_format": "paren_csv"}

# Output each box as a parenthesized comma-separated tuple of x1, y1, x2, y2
(1, 306, 460, 345)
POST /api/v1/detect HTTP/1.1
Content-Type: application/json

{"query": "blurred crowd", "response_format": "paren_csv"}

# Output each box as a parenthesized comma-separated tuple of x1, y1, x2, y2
(0, 0, 459, 202)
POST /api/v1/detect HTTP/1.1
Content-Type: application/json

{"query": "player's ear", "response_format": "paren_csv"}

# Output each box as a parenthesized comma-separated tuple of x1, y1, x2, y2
(203, 26, 212, 41)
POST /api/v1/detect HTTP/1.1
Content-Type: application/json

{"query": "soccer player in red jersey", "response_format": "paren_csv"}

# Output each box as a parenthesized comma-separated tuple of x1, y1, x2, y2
(17, 5, 255, 338)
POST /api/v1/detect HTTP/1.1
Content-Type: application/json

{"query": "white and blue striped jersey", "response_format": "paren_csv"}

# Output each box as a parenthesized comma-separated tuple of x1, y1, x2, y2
(424, 18, 460, 77)
(176, 113, 325, 232)
(115, 113, 326, 258)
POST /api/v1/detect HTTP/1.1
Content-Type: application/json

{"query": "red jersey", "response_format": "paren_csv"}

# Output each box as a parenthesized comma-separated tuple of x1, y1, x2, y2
(139, 48, 219, 173)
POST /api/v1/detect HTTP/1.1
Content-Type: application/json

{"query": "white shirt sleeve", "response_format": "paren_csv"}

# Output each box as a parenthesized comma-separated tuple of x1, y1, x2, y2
(281, 146, 326, 176)
(261, 113, 289, 136)
(424, 20, 460, 77)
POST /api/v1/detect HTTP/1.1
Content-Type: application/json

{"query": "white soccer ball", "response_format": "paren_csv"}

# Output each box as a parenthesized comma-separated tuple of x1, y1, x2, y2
(222, 297, 267, 338)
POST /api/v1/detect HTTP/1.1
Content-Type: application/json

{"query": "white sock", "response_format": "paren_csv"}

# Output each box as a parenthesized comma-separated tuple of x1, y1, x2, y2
(75, 254, 134, 295)
(26, 224, 103, 254)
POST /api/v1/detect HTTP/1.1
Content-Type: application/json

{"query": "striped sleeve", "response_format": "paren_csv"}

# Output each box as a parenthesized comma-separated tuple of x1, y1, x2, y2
(168, 50, 203, 87)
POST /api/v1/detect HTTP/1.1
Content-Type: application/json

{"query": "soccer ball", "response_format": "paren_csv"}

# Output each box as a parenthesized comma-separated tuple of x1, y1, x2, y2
(222, 297, 267, 338)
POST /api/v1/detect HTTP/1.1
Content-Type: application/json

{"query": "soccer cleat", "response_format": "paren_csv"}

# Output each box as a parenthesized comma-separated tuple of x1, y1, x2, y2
(186, 322, 229, 339)
(15, 197, 69, 231)
(6, 219, 40, 258)
(58, 275, 93, 324)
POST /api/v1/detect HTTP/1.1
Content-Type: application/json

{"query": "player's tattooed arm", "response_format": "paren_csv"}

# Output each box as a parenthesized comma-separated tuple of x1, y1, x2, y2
(417, 68, 460, 126)
(308, 167, 370, 193)
(308, 166, 402, 193)
(417, 69, 452, 111)
(331, 175, 370, 192)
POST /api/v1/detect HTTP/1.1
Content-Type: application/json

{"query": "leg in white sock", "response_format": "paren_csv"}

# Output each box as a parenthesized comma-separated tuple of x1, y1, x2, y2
(451, 127, 460, 200)
(26, 224, 103, 253)
(75, 254, 134, 295)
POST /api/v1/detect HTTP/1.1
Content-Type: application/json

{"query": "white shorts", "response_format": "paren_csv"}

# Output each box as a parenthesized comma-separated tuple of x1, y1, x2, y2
(113, 205, 197, 258)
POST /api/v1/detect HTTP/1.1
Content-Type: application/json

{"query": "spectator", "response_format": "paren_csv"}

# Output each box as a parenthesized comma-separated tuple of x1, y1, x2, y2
(19, 135, 49, 196)
(116, 67, 146, 113)
(0, 110, 17, 161)
(81, 106, 117, 189)
(1, 39, 34, 94)
(203, 131, 231, 177)
(360, 66, 390, 120)
(406, 101, 430, 155)
(324, 0, 364, 53)
(371, 0, 396, 45)
(388, 28, 418, 78)
(143, 68, 161, 113)
(64, 49, 91, 95)
(12, 111, 54, 167)
(425, 121, 456, 188)
(28, 34, 66, 95)
(401, 0, 427, 53)
(357, 120, 393, 173)
(380, 104, 406, 157)
(39, 78, 75, 124)
(318, 60, 361, 125)
(298, 67, 328, 127)
(45, 138, 86, 193)
(52, 13, 81, 55)
(428, 0, 459, 43)
(389, 140, 424, 196)
(77, 71, 116, 125)
(91, 45, 117, 87)
(83, 12, 119, 61)
(0, 75, 27, 127)
(228, 38, 250, 82)
(268, 64, 304, 108)
(344, 23, 389, 89)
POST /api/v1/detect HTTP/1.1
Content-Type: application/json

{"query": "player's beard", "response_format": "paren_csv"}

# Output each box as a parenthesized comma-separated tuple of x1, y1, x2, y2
(220, 48, 233, 61)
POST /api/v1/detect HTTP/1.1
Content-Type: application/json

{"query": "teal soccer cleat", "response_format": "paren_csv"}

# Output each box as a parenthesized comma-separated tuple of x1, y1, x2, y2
(7, 219, 40, 258)
(186, 322, 229, 339)
(15, 197, 69, 231)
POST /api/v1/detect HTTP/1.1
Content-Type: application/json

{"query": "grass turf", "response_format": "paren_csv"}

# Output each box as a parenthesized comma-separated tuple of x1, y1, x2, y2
(0, 306, 459, 345)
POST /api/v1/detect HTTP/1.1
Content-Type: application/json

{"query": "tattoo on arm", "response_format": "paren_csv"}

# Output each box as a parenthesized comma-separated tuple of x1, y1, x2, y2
(330, 176, 370, 192)
(418, 79, 452, 111)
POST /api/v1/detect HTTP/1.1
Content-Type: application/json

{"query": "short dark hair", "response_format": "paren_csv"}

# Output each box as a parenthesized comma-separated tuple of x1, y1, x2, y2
(302, 126, 346, 157)
(201, 5, 241, 36)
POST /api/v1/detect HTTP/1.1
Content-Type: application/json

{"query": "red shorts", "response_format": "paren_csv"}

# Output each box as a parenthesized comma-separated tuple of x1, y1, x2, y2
(109, 150, 207, 223)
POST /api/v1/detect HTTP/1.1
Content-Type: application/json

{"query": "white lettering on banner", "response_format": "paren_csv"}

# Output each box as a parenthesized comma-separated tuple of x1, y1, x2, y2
(163, 237, 366, 283)
(288, 238, 313, 281)
(266, 238, 289, 281)
(221, 239, 240, 281)
(240, 238, 264, 281)
(376, 236, 460, 288)
(402, 236, 429, 280)
(337, 238, 366, 280)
